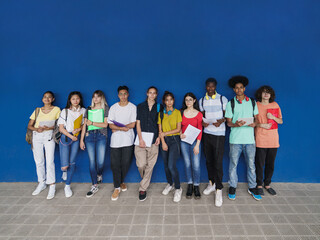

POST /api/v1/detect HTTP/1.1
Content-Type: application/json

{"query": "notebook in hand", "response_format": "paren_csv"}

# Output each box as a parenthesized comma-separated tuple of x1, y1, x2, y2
(267, 108, 279, 130)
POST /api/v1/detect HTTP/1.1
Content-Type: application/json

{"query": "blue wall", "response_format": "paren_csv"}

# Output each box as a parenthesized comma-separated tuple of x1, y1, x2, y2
(0, 0, 319, 183)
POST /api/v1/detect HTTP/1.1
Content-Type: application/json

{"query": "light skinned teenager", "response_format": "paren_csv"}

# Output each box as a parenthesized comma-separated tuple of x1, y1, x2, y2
(158, 91, 183, 203)
(199, 78, 228, 207)
(135, 86, 161, 201)
(108, 86, 136, 201)
(225, 76, 262, 201)
(58, 91, 86, 198)
(180, 92, 203, 199)
(28, 91, 61, 199)
(80, 90, 109, 198)
(255, 86, 283, 196)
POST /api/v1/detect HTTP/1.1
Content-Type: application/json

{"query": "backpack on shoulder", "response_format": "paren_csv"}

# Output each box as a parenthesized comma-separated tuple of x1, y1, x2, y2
(230, 97, 256, 117)
(25, 108, 40, 145)
(53, 109, 68, 144)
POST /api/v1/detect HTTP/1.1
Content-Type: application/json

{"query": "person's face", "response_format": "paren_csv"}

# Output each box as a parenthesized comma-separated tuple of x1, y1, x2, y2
(185, 96, 195, 108)
(233, 83, 245, 96)
(93, 94, 102, 105)
(147, 88, 157, 101)
(262, 91, 271, 101)
(165, 96, 174, 108)
(206, 82, 216, 96)
(70, 95, 80, 107)
(42, 93, 54, 105)
(118, 90, 129, 102)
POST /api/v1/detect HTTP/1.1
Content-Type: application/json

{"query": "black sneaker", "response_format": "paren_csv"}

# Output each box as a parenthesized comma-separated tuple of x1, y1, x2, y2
(86, 185, 99, 198)
(139, 191, 147, 201)
(194, 185, 201, 199)
(257, 187, 264, 196)
(264, 187, 277, 196)
(228, 187, 236, 200)
(186, 184, 193, 199)
(248, 188, 262, 201)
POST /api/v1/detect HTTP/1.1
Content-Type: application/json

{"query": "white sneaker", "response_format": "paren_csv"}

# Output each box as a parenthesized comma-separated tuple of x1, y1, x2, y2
(62, 172, 67, 181)
(32, 182, 47, 196)
(162, 184, 173, 195)
(64, 185, 73, 198)
(173, 188, 183, 202)
(203, 181, 216, 195)
(215, 189, 223, 207)
(47, 184, 56, 200)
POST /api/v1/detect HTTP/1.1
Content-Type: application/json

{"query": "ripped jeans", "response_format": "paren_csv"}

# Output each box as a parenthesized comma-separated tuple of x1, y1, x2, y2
(59, 133, 80, 185)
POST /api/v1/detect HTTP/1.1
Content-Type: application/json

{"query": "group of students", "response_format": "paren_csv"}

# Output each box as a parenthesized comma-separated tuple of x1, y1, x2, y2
(27, 75, 283, 207)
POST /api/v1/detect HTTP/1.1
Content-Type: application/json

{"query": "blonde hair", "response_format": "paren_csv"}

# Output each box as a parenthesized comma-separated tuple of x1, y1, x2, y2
(91, 90, 108, 109)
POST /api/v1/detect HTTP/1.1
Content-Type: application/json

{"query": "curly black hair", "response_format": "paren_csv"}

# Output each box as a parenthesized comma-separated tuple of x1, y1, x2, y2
(255, 85, 276, 103)
(228, 75, 249, 88)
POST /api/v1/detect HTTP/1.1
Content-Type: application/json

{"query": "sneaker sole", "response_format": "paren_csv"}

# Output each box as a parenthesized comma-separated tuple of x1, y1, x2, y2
(203, 189, 216, 195)
(139, 196, 147, 202)
(247, 189, 261, 201)
(227, 195, 236, 201)
(111, 196, 119, 201)
(47, 195, 55, 200)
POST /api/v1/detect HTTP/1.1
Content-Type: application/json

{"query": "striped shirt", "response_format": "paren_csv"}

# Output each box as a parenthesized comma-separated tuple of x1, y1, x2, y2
(199, 93, 228, 136)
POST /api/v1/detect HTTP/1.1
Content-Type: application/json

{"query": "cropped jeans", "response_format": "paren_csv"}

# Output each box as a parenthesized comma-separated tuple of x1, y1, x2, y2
(180, 141, 201, 186)
(85, 130, 107, 185)
(59, 133, 80, 185)
(228, 144, 257, 189)
(160, 135, 181, 189)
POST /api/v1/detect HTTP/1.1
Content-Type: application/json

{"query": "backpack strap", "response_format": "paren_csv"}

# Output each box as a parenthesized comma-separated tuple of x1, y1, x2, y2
(250, 97, 256, 117)
(220, 95, 224, 116)
(231, 98, 235, 115)
(35, 108, 40, 121)
(200, 97, 206, 118)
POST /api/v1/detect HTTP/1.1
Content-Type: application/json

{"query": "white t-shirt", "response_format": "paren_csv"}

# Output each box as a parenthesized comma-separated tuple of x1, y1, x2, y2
(57, 108, 86, 132)
(199, 93, 228, 136)
(108, 102, 137, 148)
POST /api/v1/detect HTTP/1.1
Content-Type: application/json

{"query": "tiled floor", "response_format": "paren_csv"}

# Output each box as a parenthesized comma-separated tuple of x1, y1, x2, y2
(0, 182, 319, 240)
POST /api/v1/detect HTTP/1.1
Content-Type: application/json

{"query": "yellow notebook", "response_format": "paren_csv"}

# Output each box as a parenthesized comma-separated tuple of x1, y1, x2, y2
(73, 115, 83, 137)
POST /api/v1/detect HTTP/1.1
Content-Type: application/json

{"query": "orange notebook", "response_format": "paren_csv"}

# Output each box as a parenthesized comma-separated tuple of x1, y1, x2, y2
(267, 108, 279, 130)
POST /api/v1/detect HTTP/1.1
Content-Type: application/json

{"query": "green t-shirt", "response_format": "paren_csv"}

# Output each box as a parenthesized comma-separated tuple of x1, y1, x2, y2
(225, 97, 259, 144)
(158, 109, 182, 136)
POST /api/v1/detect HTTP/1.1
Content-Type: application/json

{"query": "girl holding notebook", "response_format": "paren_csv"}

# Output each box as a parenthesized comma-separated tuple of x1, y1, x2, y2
(255, 86, 283, 196)
(28, 91, 61, 200)
(80, 90, 109, 198)
(58, 91, 86, 198)
(180, 92, 203, 199)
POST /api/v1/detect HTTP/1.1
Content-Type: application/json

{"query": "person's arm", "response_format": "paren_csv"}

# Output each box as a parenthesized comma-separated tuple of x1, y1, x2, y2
(28, 119, 44, 132)
(86, 117, 108, 128)
(109, 123, 129, 132)
(126, 122, 136, 129)
(160, 122, 181, 137)
(136, 120, 146, 148)
(158, 123, 168, 151)
(248, 115, 258, 128)
(59, 124, 77, 141)
(226, 118, 245, 128)
(267, 113, 283, 124)
(80, 119, 87, 150)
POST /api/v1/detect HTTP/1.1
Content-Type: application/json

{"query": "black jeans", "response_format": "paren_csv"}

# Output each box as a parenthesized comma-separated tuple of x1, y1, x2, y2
(110, 145, 134, 188)
(255, 147, 278, 186)
(160, 135, 181, 189)
(203, 133, 225, 190)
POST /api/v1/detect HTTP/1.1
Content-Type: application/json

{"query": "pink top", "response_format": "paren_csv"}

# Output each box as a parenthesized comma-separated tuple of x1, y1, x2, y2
(181, 111, 203, 141)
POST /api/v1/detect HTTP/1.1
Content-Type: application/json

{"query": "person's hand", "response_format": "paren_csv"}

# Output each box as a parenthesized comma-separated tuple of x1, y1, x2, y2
(234, 120, 246, 127)
(72, 128, 81, 135)
(248, 122, 257, 128)
(180, 134, 186, 139)
(86, 120, 93, 126)
(261, 123, 272, 129)
(42, 125, 51, 131)
(139, 139, 146, 148)
(162, 143, 168, 151)
(80, 141, 86, 150)
(160, 132, 166, 138)
(71, 136, 78, 141)
(267, 113, 275, 120)
(36, 127, 44, 133)
(155, 137, 160, 146)
(121, 127, 130, 132)
(193, 145, 200, 155)
(202, 122, 209, 127)
(215, 118, 225, 127)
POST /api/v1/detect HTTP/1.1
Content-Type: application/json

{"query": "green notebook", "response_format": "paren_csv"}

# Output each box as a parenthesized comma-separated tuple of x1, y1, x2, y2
(88, 109, 104, 131)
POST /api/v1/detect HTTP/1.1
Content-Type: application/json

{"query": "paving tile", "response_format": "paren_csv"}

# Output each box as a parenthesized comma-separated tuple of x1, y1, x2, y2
(96, 225, 114, 236)
(276, 224, 298, 235)
(292, 225, 314, 235)
(146, 225, 162, 236)
(260, 224, 280, 236)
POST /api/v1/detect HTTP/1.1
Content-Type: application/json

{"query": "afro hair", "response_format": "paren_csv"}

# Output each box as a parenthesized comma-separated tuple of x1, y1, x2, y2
(228, 76, 249, 88)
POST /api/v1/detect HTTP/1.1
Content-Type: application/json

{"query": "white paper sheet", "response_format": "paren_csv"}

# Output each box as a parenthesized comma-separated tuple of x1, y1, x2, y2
(39, 120, 55, 128)
(134, 132, 154, 148)
(237, 117, 254, 126)
(202, 117, 217, 124)
(181, 124, 201, 145)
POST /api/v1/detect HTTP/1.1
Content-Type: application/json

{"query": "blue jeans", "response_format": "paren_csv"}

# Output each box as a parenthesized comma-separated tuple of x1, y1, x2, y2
(59, 134, 80, 185)
(228, 144, 257, 189)
(85, 130, 107, 185)
(160, 135, 181, 189)
(180, 141, 201, 186)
